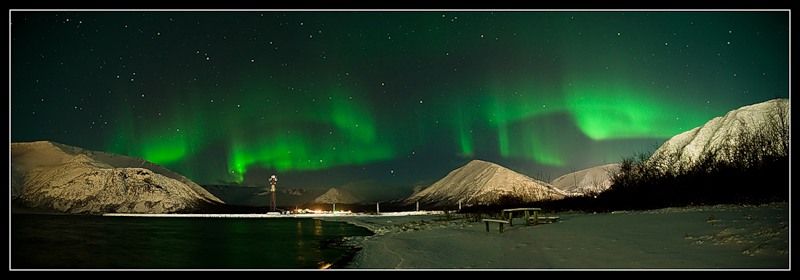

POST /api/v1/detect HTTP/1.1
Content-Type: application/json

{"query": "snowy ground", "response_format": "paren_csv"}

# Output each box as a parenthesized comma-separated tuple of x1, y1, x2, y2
(322, 203, 788, 269)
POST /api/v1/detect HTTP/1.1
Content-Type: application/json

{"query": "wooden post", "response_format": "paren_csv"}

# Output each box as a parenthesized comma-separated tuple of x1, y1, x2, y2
(524, 210, 530, 226)
(485, 221, 489, 232)
(416, 201, 419, 212)
(333, 203, 336, 213)
(458, 201, 461, 211)
(376, 202, 380, 214)
(533, 210, 538, 225)
(499, 223, 504, 233)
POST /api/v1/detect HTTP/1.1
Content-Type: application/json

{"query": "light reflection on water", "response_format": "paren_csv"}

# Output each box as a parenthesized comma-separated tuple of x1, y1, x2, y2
(314, 218, 324, 237)
(296, 220, 305, 263)
(12, 214, 371, 269)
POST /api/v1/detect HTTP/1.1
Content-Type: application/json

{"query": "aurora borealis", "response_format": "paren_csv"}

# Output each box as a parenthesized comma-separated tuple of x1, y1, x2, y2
(11, 11, 789, 193)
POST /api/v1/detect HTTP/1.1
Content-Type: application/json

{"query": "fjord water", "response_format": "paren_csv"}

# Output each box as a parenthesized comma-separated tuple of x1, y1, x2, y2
(12, 214, 372, 269)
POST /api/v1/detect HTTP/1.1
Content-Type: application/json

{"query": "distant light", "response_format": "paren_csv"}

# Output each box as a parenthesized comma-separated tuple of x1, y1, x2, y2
(319, 263, 332, 269)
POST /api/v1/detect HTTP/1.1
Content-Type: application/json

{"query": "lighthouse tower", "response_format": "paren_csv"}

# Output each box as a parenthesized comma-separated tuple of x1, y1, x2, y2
(268, 175, 278, 212)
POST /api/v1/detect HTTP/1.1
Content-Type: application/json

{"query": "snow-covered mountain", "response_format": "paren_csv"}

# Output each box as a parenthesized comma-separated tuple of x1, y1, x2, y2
(551, 163, 620, 196)
(11, 141, 224, 214)
(312, 187, 360, 204)
(650, 99, 789, 171)
(405, 160, 565, 207)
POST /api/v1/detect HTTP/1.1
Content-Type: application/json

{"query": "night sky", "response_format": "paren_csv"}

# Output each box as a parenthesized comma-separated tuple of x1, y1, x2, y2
(11, 11, 789, 195)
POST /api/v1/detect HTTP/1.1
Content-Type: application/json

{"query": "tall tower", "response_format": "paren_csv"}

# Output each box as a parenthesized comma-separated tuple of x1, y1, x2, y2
(268, 175, 278, 212)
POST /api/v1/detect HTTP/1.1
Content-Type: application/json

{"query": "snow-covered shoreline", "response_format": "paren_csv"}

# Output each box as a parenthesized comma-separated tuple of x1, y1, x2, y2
(323, 203, 788, 269)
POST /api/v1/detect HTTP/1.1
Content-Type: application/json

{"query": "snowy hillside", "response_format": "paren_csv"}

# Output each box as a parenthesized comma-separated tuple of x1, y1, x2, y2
(551, 163, 620, 196)
(11, 141, 223, 214)
(650, 99, 789, 171)
(406, 160, 565, 207)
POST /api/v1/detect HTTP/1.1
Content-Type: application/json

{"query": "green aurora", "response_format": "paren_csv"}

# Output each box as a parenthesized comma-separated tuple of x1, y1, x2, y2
(11, 12, 788, 185)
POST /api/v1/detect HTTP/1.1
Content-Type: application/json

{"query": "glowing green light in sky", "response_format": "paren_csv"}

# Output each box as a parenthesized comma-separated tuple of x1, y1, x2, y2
(529, 138, 564, 166)
(225, 92, 394, 182)
(497, 124, 510, 157)
(484, 84, 564, 125)
(227, 133, 394, 183)
(330, 94, 377, 143)
(484, 84, 566, 164)
(497, 120, 566, 167)
(107, 103, 204, 167)
(565, 82, 711, 140)
(12, 12, 788, 185)
(140, 134, 189, 164)
(456, 117, 474, 157)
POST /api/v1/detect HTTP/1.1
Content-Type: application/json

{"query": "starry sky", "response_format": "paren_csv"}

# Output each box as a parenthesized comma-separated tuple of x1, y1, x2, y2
(11, 11, 789, 195)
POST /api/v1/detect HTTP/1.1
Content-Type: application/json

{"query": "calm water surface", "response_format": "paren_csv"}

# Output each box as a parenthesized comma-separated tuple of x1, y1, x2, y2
(11, 214, 372, 269)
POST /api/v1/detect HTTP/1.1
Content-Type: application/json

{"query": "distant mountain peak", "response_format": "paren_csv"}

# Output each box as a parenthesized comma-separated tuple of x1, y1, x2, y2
(312, 187, 360, 204)
(406, 159, 565, 207)
(551, 163, 620, 196)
